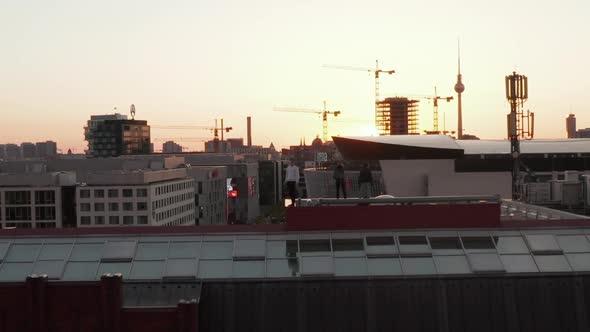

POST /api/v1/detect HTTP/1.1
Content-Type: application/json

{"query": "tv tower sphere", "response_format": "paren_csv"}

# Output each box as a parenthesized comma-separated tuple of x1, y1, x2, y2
(454, 81, 465, 94)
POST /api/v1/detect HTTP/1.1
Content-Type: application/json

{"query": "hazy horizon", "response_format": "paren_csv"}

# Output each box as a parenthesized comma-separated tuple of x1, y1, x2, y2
(1, 0, 589, 152)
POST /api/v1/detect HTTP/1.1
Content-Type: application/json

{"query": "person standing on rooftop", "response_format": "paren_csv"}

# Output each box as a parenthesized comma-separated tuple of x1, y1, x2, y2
(333, 162, 346, 199)
(285, 160, 300, 206)
(358, 163, 373, 199)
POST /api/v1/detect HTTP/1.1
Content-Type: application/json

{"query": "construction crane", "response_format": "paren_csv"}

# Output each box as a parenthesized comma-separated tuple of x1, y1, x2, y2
(423, 87, 453, 133)
(274, 101, 341, 143)
(152, 119, 233, 141)
(323, 60, 395, 135)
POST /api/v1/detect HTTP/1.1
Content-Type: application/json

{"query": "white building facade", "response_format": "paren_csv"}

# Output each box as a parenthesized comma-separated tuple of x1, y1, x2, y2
(76, 169, 195, 227)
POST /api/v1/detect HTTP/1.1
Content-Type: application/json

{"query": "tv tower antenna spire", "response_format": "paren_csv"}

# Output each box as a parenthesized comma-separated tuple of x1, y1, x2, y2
(454, 39, 465, 139)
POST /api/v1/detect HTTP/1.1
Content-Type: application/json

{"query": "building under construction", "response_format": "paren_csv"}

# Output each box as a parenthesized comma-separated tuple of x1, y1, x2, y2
(376, 97, 419, 135)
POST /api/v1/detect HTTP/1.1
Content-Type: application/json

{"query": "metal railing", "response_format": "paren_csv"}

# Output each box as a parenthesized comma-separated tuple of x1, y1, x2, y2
(297, 195, 502, 207)
(501, 199, 590, 220)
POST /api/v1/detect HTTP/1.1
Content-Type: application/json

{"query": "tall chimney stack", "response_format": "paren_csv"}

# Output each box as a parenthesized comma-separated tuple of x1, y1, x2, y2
(247, 116, 252, 147)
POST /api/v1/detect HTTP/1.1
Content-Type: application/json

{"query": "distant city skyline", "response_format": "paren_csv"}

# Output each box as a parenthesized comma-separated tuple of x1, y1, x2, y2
(1, 0, 589, 152)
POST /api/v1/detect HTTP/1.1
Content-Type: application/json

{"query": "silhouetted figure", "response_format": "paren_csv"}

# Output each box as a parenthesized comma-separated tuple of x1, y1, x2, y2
(358, 163, 373, 198)
(285, 160, 299, 206)
(333, 163, 347, 198)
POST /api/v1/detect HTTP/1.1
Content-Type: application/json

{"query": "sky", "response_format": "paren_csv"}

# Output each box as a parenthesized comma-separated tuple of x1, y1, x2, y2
(1, 0, 589, 152)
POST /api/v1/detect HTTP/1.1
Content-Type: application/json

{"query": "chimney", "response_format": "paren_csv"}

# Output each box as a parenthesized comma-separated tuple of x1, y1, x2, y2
(247, 116, 252, 147)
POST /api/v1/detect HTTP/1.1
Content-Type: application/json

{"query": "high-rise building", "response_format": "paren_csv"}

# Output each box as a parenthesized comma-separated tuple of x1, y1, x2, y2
(21, 142, 36, 158)
(0, 145, 5, 159)
(162, 141, 183, 153)
(567, 114, 577, 138)
(35, 141, 57, 157)
(375, 97, 420, 135)
(84, 114, 151, 157)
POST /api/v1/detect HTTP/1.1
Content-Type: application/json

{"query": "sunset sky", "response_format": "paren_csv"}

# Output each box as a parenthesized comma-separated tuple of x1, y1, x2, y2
(1, 0, 589, 152)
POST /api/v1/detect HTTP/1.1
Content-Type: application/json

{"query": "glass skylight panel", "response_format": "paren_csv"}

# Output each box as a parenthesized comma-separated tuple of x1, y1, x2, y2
(365, 236, 397, 257)
(101, 241, 137, 262)
(398, 236, 430, 256)
(0, 262, 34, 281)
(233, 239, 266, 260)
(429, 237, 463, 255)
(526, 235, 562, 254)
(367, 258, 402, 276)
(434, 256, 471, 274)
(534, 255, 572, 272)
(500, 255, 538, 273)
(135, 242, 169, 260)
(299, 240, 331, 254)
(69, 243, 103, 261)
(233, 261, 265, 278)
(300, 256, 333, 276)
(32, 260, 66, 279)
(494, 237, 529, 254)
(164, 259, 197, 279)
(97, 262, 132, 279)
(129, 261, 165, 280)
(334, 257, 367, 276)
(565, 254, 590, 271)
(467, 254, 505, 273)
(461, 236, 496, 252)
(266, 259, 299, 277)
(201, 241, 233, 259)
(198, 260, 233, 279)
(38, 244, 72, 261)
(0, 242, 10, 262)
(168, 242, 200, 259)
(401, 257, 437, 275)
(266, 241, 288, 258)
(5, 244, 41, 262)
(62, 262, 99, 281)
(556, 235, 590, 253)
(332, 239, 364, 257)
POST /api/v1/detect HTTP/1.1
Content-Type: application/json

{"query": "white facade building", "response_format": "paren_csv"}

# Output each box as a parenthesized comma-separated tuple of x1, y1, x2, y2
(76, 169, 195, 227)
(0, 172, 76, 229)
(187, 166, 228, 225)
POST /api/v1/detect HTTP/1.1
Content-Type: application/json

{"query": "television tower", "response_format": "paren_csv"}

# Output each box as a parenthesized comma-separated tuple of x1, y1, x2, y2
(454, 41, 465, 139)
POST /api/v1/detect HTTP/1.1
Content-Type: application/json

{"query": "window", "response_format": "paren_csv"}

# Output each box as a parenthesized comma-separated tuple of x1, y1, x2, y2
(108, 203, 119, 211)
(137, 216, 148, 225)
(123, 189, 133, 197)
(80, 190, 90, 198)
(123, 216, 134, 225)
(108, 189, 119, 198)
(94, 203, 104, 212)
(109, 216, 119, 225)
(94, 216, 105, 225)
(398, 236, 430, 256)
(300, 240, 331, 253)
(80, 203, 91, 212)
(94, 189, 104, 198)
(5, 207, 31, 221)
(137, 202, 147, 211)
(525, 234, 562, 254)
(35, 207, 55, 220)
(123, 202, 133, 211)
(80, 216, 91, 225)
(429, 237, 463, 255)
(136, 189, 147, 197)
(461, 236, 496, 250)
(101, 241, 136, 262)
(34, 191, 55, 204)
(5, 191, 31, 205)
(234, 239, 266, 259)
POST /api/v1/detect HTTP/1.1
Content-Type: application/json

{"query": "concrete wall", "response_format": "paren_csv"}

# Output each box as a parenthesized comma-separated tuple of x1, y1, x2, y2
(379, 159, 512, 198)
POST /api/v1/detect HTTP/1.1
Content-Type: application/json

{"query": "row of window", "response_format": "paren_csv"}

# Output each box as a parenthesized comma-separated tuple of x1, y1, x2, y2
(155, 181, 192, 196)
(80, 202, 147, 212)
(153, 193, 193, 210)
(155, 203, 194, 222)
(80, 215, 149, 226)
(164, 214, 195, 227)
(79, 188, 148, 199)
(1, 190, 56, 205)
(1, 207, 56, 221)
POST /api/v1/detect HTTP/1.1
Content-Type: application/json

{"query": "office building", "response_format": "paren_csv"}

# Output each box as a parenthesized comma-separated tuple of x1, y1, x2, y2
(20, 142, 36, 159)
(84, 114, 150, 157)
(76, 169, 194, 227)
(187, 166, 227, 225)
(35, 141, 58, 157)
(0, 172, 76, 229)
(162, 141, 183, 154)
(567, 114, 577, 138)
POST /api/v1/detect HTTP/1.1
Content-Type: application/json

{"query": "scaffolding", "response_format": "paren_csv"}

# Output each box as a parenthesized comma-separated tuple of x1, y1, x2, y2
(376, 97, 420, 135)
